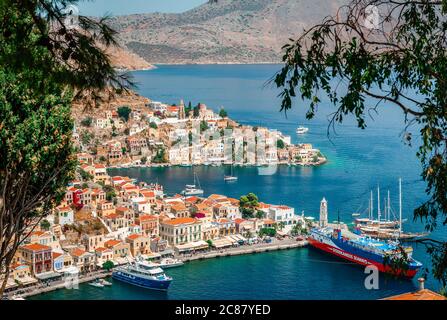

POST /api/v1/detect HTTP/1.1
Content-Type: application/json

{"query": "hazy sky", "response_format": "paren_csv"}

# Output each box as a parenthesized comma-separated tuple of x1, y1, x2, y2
(77, 0, 208, 16)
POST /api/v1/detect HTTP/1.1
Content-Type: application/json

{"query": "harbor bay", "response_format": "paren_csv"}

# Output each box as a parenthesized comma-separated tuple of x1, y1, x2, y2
(29, 64, 446, 300)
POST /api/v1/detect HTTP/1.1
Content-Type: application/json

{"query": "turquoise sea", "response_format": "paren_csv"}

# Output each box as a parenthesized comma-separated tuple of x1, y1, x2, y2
(31, 64, 446, 300)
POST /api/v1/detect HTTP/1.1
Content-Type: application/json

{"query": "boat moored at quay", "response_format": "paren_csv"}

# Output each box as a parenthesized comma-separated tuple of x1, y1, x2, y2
(112, 261, 173, 291)
(309, 197, 422, 278)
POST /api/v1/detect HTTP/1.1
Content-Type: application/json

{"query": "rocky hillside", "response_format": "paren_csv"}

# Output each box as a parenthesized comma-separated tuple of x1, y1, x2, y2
(105, 45, 154, 70)
(108, 0, 346, 64)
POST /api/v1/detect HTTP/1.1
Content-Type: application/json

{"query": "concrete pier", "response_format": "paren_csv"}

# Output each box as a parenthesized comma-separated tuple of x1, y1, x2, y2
(9, 270, 111, 299)
(180, 239, 308, 262)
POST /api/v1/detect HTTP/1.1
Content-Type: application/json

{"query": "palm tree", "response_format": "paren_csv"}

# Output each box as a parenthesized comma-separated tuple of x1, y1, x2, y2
(278, 221, 285, 231)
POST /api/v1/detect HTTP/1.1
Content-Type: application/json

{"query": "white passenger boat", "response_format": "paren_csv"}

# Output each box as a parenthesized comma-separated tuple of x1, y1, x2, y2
(138, 257, 184, 269)
(296, 126, 309, 134)
(112, 261, 172, 291)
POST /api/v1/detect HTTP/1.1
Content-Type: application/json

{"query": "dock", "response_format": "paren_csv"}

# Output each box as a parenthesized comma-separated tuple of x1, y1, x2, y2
(8, 270, 112, 299)
(179, 239, 308, 262)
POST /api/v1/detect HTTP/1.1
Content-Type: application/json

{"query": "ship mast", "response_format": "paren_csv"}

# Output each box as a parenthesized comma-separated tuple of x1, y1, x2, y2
(399, 178, 403, 234)
(369, 190, 373, 220)
(387, 190, 391, 221)
(377, 185, 381, 222)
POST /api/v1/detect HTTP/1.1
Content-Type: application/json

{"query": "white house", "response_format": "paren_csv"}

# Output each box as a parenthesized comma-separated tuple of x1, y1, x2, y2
(268, 205, 295, 225)
(131, 197, 151, 215)
(55, 206, 74, 226)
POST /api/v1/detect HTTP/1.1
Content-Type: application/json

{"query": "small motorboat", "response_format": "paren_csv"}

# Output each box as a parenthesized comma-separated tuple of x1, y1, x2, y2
(296, 126, 309, 134)
(99, 279, 112, 286)
(88, 280, 104, 288)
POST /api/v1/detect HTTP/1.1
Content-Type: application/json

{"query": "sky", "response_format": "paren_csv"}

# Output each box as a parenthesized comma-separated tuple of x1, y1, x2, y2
(77, 0, 208, 16)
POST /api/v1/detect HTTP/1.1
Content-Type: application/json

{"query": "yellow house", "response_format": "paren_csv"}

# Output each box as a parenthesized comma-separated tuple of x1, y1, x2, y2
(160, 217, 202, 246)
(126, 234, 151, 257)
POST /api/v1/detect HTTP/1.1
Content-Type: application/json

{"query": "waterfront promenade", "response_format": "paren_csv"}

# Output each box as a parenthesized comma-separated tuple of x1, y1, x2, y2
(6, 269, 111, 299)
(179, 239, 308, 262)
(6, 238, 307, 299)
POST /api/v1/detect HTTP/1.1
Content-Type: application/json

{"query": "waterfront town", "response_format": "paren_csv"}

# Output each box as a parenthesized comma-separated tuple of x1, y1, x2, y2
(0, 156, 311, 298)
(71, 91, 327, 168)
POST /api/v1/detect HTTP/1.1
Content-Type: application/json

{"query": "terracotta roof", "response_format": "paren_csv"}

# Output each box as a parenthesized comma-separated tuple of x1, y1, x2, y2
(57, 206, 72, 212)
(21, 243, 51, 252)
(127, 234, 143, 240)
(139, 215, 157, 222)
(53, 252, 63, 259)
(104, 239, 122, 247)
(171, 203, 187, 212)
(116, 207, 129, 212)
(234, 218, 245, 224)
(208, 194, 226, 200)
(31, 231, 46, 237)
(163, 217, 197, 226)
(71, 248, 86, 257)
(185, 196, 199, 203)
(263, 219, 275, 225)
(383, 289, 446, 300)
(140, 191, 155, 198)
(167, 106, 179, 112)
(104, 213, 121, 219)
(95, 247, 110, 252)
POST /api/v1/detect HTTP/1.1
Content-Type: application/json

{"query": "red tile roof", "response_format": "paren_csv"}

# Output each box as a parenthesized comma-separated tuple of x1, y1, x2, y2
(383, 289, 446, 300)
(163, 217, 197, 226)
(53, 252, 63, 259)
(139, 215, 157, 222)
(104, 239, 122, 247)
(71, 248, 86, 257)
(127, 234, 143, 240)
(21, 243, 51, 252)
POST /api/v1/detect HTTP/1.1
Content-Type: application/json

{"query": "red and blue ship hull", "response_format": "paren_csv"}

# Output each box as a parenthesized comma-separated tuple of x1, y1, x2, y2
(308, 233, 421, 278)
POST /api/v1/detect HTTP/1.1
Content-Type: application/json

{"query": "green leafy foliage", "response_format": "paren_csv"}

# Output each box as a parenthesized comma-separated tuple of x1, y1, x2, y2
(275, 0, 447, 285)
(117, 106, 131, 122)
(276, 139, 285, 149)
(219, 107, 228, 118)
(240, 193, 259, 218)
(0, 0, 132, 295)
(102, 260, 114, 271)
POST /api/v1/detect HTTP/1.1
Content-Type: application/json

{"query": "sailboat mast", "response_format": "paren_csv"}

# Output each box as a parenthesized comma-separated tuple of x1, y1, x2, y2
(387, 190, 391, 221)
(377, 185, 381, 222)
(399, 178, 402, 233)
(370, 190, 373, 220)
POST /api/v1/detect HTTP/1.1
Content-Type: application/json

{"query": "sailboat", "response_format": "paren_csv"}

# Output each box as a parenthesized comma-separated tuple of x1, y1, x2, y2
(354, 180, 427, 240)
(224, 164, 238, 182)
(182, 171, 204, 196)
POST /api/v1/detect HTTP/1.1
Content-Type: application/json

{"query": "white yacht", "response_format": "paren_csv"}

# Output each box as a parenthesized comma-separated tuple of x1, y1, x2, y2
(139, 257, 184, 269)
(224, 165, 238, 182)
(182, 172, 204, 196)
(296, 126, 309, 134)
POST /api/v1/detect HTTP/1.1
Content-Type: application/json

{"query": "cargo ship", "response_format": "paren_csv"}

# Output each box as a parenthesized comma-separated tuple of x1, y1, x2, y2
(308, 197, 422, 278)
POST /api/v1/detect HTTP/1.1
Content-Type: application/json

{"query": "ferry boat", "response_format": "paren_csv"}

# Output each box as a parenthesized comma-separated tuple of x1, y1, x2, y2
(182, 172, 204, 196)
(296, 126, 309, 134)
(309, 197, 422, 278)
(112, 261, 172, 291)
